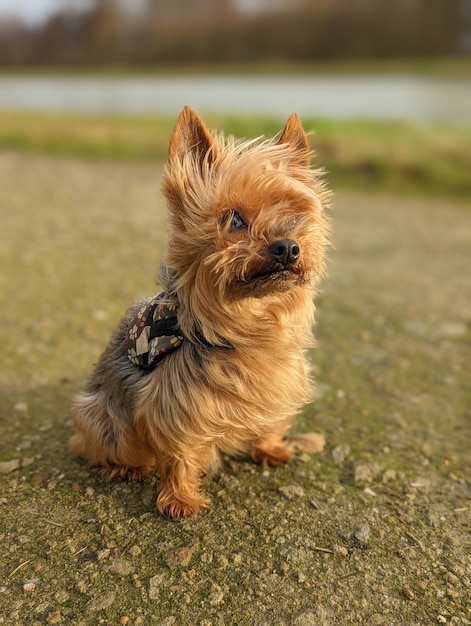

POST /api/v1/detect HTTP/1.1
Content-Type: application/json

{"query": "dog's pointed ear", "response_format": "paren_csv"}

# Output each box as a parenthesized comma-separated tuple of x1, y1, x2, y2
(168, 106, 217, 166)
(278, 113, 311, 167)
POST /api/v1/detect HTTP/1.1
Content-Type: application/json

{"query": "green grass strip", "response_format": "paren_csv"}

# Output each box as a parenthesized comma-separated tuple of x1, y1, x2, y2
(1, 110, 470, 198)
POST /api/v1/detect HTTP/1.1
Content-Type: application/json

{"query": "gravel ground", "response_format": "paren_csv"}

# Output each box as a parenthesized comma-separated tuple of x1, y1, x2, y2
(0, 153, 470, 625)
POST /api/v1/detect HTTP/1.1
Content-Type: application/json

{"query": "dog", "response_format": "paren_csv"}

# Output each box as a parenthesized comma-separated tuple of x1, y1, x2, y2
(69, 106, 330, 519)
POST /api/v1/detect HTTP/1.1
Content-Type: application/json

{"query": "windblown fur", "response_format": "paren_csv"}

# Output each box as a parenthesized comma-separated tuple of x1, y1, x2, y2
(69, 106, 330, 519)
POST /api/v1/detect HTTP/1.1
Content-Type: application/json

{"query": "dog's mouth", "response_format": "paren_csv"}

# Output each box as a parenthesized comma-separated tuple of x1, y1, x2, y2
(249, 267, 299, 283)
(233, 266, 306, 298)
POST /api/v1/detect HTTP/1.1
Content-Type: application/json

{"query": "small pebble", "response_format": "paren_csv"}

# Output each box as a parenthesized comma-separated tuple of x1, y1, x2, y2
(382, 469, 397, 483)
(129, 545, 141, 557)
(23, 579, 40, 593)
(278, 484, 305, 500)
(85, 591, 115, 613)
(293, 611, 319, 626)
(76, 580, 87, 594)
(436, 321, 467, 339)
(109, 558, 133, 576)
(354, 462, 382, 483)
(332, 444, 350, 464)
(97, 548, 111, 561)
(353, 520, 370, 544)
(55, 590, 70, 603)
(149, 574, 164, 600)
(217, 555, 229, 569)
(164, 545, 195, 568)
(444, 571, 459, 585)
(0, 460, 20, 474)
(208, 589, 224, 606)
(402, 318, 430, 338)
(46, 610, 63, 625)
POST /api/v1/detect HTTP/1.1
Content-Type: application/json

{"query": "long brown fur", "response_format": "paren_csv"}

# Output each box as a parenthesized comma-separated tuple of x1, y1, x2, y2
(69, 106, 330, 519)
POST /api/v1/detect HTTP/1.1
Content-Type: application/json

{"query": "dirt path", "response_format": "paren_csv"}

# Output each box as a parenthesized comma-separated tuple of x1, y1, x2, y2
(1, 154, 470, 625)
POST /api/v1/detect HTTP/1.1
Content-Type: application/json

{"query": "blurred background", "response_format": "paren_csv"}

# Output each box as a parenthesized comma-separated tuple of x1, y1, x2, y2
(0, 0, 470, 197)
(0, 0, 470, 66)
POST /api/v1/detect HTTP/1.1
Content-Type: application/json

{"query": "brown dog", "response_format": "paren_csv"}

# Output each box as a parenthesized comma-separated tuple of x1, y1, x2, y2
(69, 106, 330, 518)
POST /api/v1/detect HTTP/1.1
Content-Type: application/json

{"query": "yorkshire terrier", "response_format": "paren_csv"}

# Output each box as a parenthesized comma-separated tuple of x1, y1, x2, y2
(70, 106, 330, 519)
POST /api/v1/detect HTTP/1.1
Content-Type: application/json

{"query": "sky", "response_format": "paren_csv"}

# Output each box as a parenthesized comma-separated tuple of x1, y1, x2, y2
(0, 0, 93, 25)
(0, 0, 271, 26)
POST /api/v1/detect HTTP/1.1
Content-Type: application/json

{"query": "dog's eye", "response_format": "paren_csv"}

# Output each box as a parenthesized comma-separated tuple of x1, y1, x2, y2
(231, 212, 246, 229)
(223, 210, 247, 231)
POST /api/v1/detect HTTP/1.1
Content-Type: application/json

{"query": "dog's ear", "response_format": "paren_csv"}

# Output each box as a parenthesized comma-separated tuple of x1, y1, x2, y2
(168, 106, 217, 166)
(278, 113, 311, 168)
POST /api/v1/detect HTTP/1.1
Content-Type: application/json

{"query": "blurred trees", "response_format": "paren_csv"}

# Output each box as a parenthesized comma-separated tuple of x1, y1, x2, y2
(0, 0, 467, 66)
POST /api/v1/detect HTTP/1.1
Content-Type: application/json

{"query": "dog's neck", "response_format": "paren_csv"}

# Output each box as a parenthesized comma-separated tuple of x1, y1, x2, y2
(176, 286, 315, 353)
(158, 264, 315, 352)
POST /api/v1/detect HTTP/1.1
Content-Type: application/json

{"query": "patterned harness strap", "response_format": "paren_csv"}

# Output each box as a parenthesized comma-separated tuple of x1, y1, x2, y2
(125, 292, 184, 372)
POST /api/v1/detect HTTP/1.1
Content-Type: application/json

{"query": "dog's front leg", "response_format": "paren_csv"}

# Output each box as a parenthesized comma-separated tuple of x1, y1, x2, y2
(155, 451, 210, 519)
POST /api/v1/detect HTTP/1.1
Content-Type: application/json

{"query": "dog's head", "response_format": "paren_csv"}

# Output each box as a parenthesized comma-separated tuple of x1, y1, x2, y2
(161, 107, 330, 308)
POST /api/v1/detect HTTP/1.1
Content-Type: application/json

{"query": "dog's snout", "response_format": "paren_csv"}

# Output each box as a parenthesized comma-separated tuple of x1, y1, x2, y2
(269, 239, 300, 269)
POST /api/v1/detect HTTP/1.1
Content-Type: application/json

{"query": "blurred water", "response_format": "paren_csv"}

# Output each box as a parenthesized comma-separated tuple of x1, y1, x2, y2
(0, 74, 470, 123)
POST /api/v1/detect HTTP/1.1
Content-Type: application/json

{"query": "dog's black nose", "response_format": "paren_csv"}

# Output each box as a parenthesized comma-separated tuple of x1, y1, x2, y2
(269, 239, 300, 269)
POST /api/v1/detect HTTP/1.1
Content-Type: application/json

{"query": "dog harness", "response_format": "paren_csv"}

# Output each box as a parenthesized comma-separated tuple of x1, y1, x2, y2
(125, 292, 183, 372)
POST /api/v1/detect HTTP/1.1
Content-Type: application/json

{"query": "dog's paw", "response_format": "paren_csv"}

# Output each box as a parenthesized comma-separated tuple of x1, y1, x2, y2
(156, 489, 209, 519)
(250, 443, 293, 468)
(101, 464, 153, 481)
